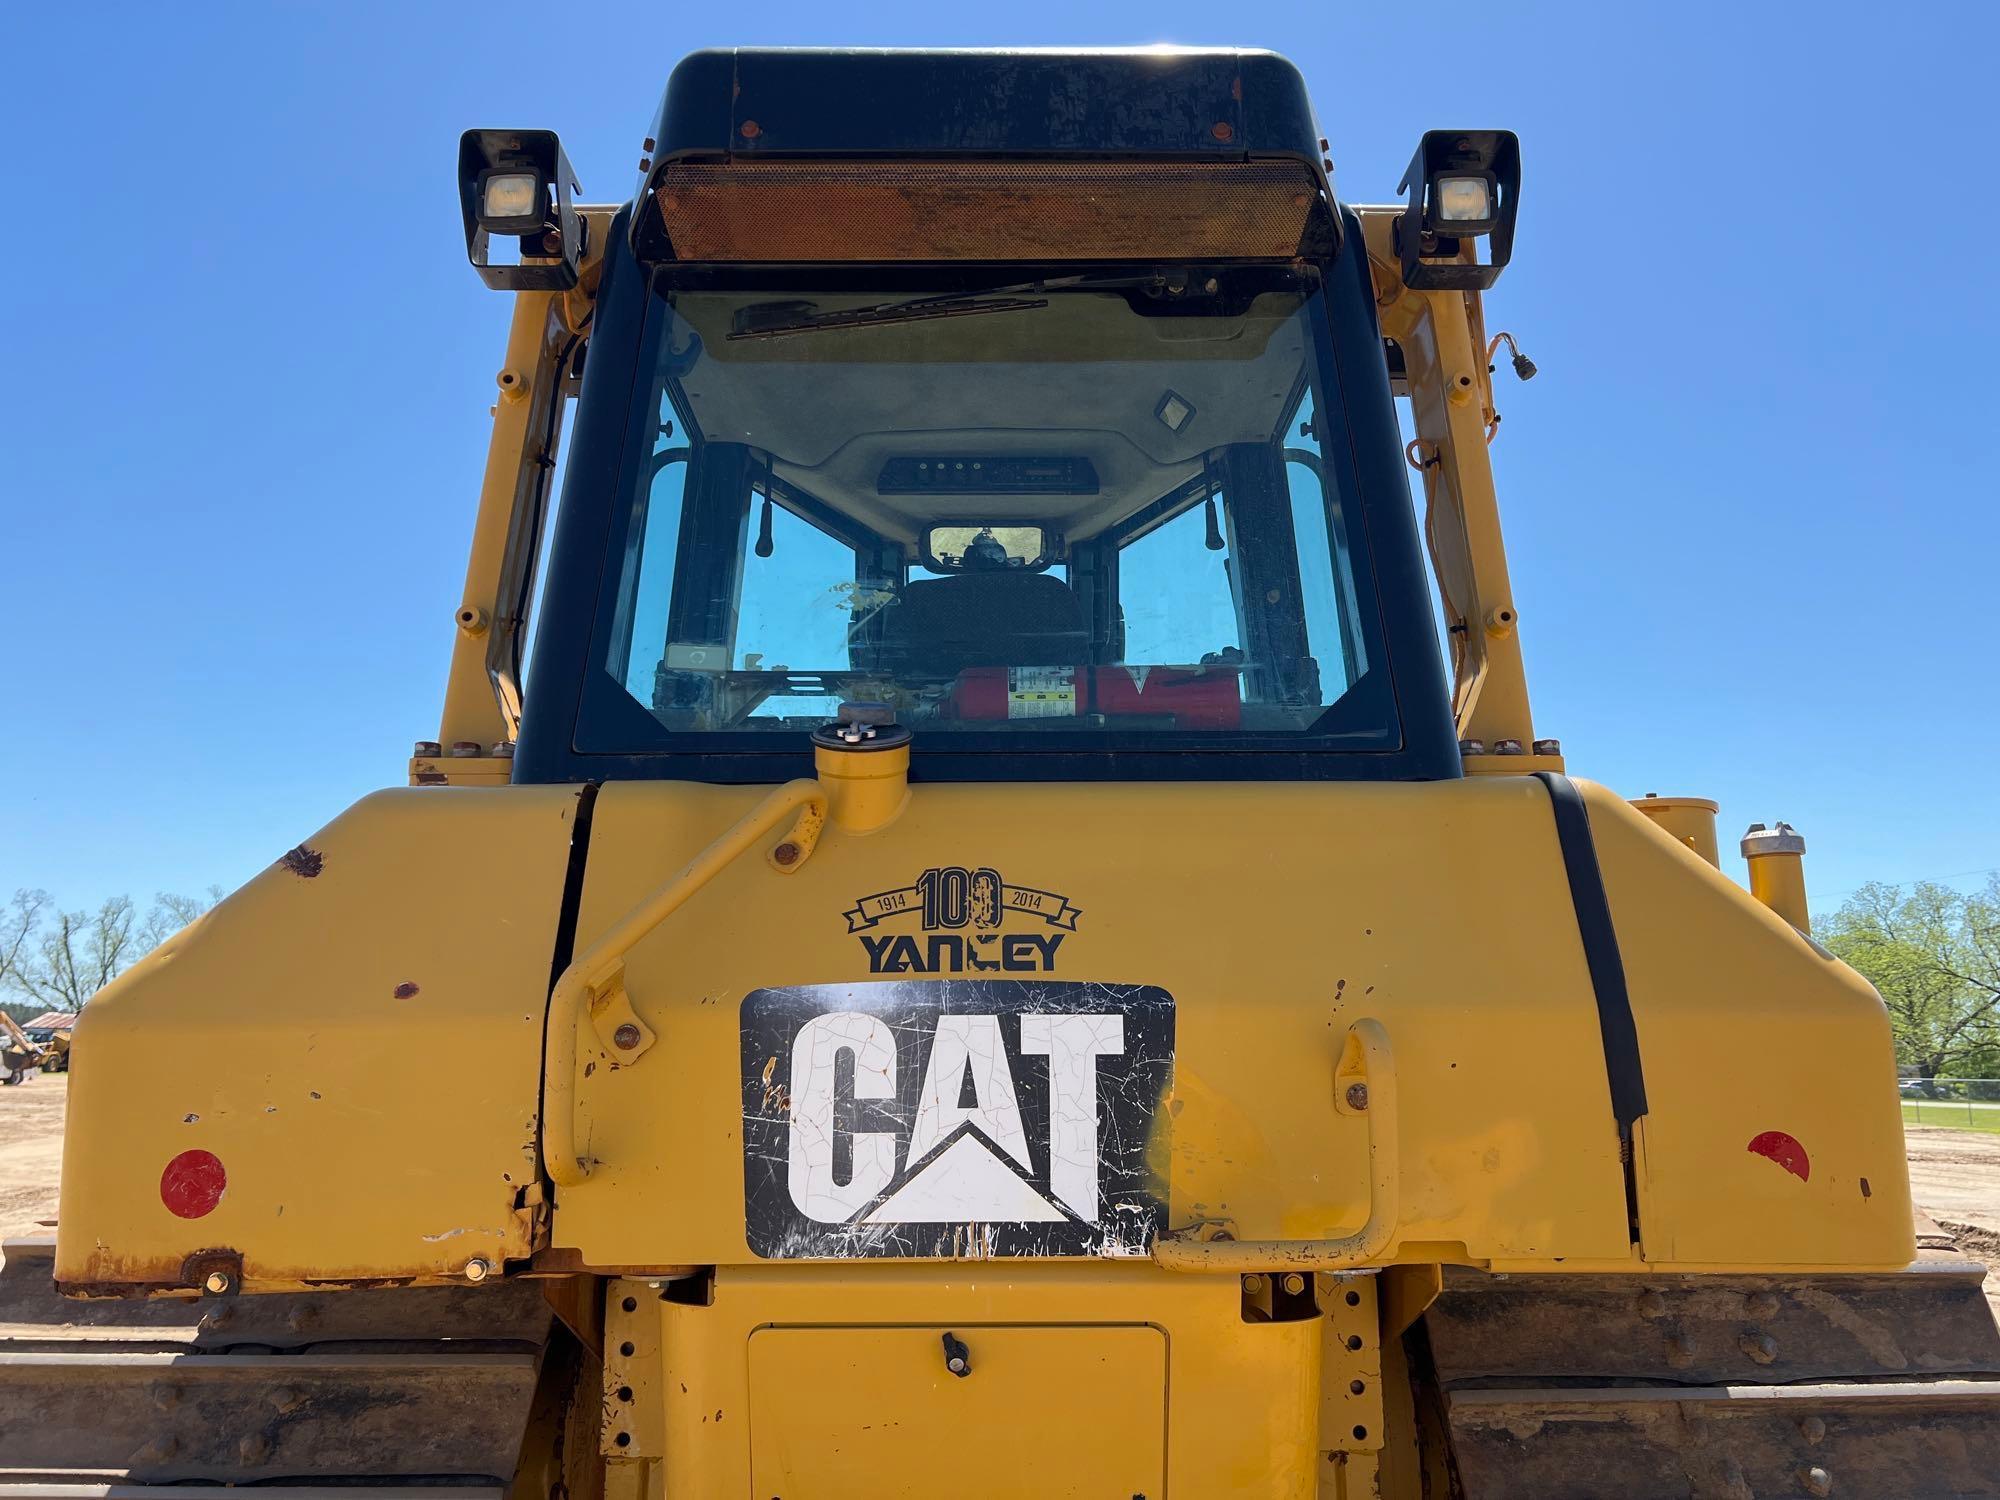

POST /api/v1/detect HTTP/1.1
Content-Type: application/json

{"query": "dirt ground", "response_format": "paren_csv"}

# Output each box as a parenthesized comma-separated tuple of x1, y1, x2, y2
(5, 1073, 2000, 1308)
(0, 1069, 65, 1236)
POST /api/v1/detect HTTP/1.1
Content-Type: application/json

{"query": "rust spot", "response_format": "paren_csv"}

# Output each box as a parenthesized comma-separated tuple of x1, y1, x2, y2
(414, 772, 449, 785)
(393, 981, 421, 1000)
(584, 1061, 596, 1077)
(1860, 1176, 1872, 1199)
(277, 845, 324, 879)
(1230, 75, 1242, 101)
(181, 1246, 242, 1281)
(1748, 1130, 1811, 1183)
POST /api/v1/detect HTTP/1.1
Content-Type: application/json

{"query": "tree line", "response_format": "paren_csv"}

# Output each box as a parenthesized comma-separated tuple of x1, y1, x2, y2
(1, 888, 219, 1022)
(3, 874, 1995, 1077)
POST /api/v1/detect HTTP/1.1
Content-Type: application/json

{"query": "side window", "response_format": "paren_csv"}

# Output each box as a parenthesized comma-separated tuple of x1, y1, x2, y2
(737, 500, 858, 673)
(1117, 500, 1239, 664)
(607, 448, 688, 701)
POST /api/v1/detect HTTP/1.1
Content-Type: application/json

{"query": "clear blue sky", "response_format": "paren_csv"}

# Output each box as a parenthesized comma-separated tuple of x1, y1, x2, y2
(3, 1, 1995, 914)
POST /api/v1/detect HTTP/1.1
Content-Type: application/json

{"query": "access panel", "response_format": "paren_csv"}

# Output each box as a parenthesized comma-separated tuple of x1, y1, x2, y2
(747, 1324, 1165, 1499)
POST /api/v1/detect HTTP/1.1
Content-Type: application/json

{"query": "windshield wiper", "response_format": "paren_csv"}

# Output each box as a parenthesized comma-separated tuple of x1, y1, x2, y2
(726, 275, 1146, 341)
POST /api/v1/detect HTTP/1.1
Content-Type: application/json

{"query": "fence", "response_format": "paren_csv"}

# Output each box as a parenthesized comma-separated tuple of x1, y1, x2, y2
(1900, 1078, 2000, 1132)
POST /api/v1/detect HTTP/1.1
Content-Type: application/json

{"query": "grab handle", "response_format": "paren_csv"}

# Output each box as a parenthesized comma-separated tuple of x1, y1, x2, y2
(543, 780, 826, 1187)
(1152, 1017, 1397, 1272)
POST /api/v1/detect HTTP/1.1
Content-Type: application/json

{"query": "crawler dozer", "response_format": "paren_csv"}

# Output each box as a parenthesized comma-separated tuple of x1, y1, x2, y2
(6, 47, 1998, 1499)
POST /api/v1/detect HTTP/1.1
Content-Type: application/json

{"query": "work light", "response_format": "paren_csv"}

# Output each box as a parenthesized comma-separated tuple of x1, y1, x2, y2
(458, 129, 583, 291)
(476, 167, 546, 234)
(1394, 130, 1520, 291)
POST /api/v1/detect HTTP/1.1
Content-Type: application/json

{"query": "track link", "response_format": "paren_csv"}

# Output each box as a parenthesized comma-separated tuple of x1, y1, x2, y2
(0, 1237, 553, 1493)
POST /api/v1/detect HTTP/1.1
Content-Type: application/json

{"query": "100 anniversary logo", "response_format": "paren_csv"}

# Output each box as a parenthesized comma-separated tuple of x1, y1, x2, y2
(845, 866, 1079, 974)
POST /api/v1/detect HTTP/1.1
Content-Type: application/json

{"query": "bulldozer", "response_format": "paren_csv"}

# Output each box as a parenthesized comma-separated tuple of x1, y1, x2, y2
(4, 46, 1997, 1499)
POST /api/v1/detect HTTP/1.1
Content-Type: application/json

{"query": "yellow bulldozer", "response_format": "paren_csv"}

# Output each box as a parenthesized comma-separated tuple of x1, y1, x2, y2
(4, 46, 1997, 1499)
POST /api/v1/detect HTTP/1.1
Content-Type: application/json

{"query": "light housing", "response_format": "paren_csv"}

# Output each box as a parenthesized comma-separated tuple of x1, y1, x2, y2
(457, 129, 583, 291)
(1394, 130, 1520, 291)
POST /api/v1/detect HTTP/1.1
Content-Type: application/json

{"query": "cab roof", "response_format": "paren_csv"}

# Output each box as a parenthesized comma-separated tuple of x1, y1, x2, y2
(645, 47, 1325, 168)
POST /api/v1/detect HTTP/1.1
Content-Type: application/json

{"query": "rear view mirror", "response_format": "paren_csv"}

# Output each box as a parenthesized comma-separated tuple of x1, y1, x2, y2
(921, 525, 1056, 573)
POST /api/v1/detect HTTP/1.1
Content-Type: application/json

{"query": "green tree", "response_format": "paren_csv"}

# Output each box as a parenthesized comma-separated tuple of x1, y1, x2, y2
(1819, 876, 2000, 1078)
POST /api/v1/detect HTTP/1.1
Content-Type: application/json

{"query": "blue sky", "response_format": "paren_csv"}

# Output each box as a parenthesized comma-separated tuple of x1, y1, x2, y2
(3, 1, 1995, 913)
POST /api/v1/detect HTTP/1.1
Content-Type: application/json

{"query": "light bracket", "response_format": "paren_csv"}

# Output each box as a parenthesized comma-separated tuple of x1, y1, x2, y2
(1394, 130, 1520, 292)
(458, 129, 583, 291)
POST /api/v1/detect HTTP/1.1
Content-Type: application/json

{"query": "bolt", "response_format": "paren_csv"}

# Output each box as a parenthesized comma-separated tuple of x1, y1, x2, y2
(642, 137, 656, 152)
(947, 1355, 968, 1374)
(1211, 121, 1234, 142)
(1636, 1288, 1666, 1320)
(1458, 739, 1487, 757)
(1800, 1415, 1827, 1445)
(1344, 1083, 1369, 1111)
(1663, 1332, 1695, 1368)
(203, 1270, 232, 1295)
(613, 1023, 642, 1050)
(772, 841, 801, 867)
(740, 119, 762, 139)
(1244, 1273, 1267, 1295)
(1532, 738, 1562, 756)
(286, 1303, 318, 1332)
(1281, 1272, 1306, 1296)
(238, 1432, 273, 1463)
(269, 1384, 304, 1413)
(449, 741, 482, 758)
(1493, 739, 1524, 755)
(464, 1257, 491, 1283)
(638, 157, 652, 173)
(1740, 1331, 1779, 1365)
(1801, 1464, 1833, 1497)
(1746, 1290, 1781, 1319)
(413, 740, 441, 757)
(490, 741, 515, 759)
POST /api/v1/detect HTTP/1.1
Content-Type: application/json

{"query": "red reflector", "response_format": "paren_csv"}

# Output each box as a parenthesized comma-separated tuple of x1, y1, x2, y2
(1746, 1130, 1810, 1183)
(161, 1149, 227, 1219)
(654, 159, 1322, 262)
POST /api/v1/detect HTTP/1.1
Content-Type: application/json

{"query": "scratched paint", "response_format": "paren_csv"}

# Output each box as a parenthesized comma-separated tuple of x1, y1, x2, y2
(740, 980, 1174, 1259)
(160, 1149, 227, 1218)
(1747, 1130, 1811, 1182)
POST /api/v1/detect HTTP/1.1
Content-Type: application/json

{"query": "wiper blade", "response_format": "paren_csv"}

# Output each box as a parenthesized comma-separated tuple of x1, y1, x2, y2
(727, 274, 1144, 341)
(729, 293, 1048, 340)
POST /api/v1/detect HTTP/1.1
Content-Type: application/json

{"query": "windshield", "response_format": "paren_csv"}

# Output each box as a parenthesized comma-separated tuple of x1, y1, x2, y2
(581, 265, 1397, 752)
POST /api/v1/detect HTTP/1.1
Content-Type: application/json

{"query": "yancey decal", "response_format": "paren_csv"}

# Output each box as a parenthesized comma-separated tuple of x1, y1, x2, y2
(741, 980, 1174, 1259)
(845, 865, 1079, 975)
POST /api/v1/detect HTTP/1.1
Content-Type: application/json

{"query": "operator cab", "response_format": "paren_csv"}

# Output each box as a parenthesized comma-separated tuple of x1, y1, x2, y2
(514, 49, 1458, 783)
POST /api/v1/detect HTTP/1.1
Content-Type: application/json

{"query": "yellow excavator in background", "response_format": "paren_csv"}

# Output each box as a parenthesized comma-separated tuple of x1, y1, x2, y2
(5, 46, 1998, 1500)
(0, 1013, 50, 1085)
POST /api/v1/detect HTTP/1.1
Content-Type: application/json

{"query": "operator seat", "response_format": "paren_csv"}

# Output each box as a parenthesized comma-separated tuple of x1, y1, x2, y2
(878, 540, 1089, 679)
